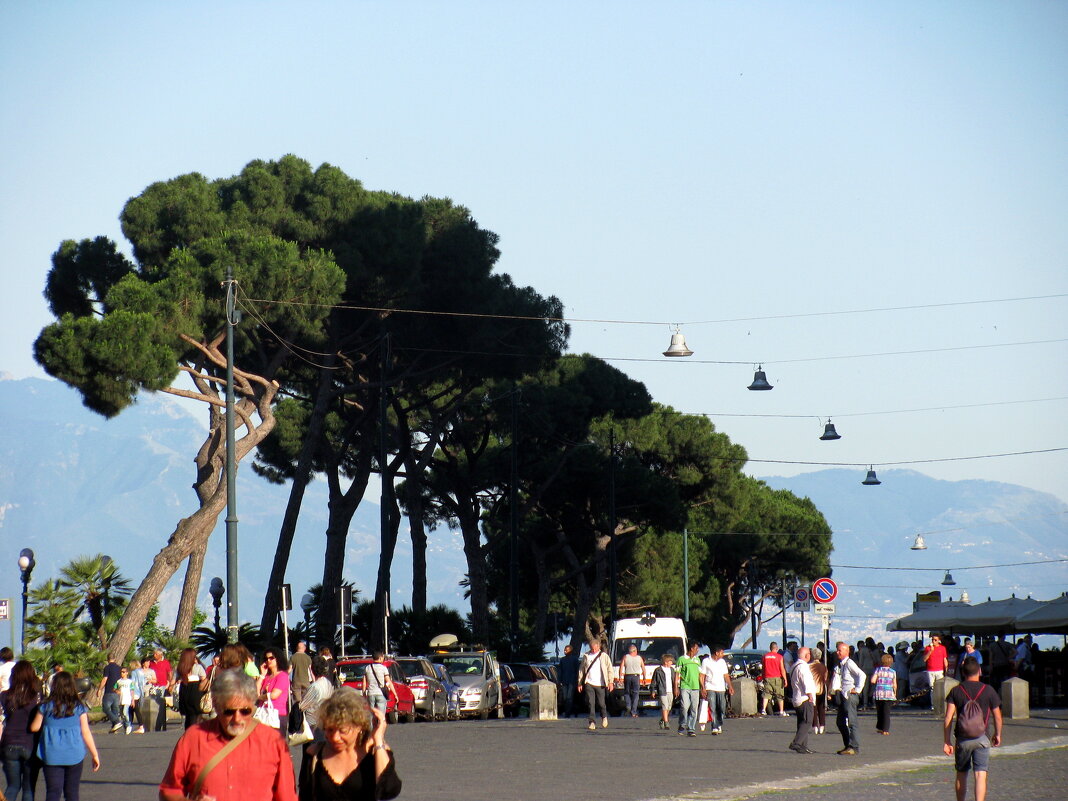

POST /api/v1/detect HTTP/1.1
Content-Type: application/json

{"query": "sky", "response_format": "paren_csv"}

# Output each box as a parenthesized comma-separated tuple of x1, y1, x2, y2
(2, 5, 1066, 518)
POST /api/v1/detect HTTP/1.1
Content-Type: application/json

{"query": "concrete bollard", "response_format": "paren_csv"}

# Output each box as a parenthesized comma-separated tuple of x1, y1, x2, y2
(936, 676, 959, 717)
(1000, 677, 1029, 719)
(528, 680, 558, 721)
(731, 677, 758, 716)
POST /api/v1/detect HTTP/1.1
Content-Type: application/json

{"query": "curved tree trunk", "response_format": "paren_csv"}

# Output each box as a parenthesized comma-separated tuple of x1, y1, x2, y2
(457, 505, 489, 643)
(174, 539, 207, 641)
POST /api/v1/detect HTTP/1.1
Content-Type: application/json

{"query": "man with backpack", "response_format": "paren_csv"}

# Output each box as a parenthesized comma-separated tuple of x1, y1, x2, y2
(944, 657, 1002, 801)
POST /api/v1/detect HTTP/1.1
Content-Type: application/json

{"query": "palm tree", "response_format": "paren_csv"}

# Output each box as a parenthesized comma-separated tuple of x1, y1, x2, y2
(59, 554, 133, 649)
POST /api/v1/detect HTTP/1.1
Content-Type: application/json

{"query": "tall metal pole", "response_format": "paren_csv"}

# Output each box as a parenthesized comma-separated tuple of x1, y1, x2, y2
(509, 388, 519, 648)
(683, 528, 689, 623)
(781, 578, 787, 646)
(224, 266, 240, 644)
(608, 428, 617, 625)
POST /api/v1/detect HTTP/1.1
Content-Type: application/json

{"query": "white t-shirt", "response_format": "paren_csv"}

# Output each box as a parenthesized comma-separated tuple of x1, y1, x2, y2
(364, 663, 390, 697)
(0, 661, 13, 693)
(583, 652, 606, 686)
(701, 656, 730, 692)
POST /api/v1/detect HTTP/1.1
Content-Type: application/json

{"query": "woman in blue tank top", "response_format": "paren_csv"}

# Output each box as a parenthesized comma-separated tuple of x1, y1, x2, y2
(30, 672, 100, 801)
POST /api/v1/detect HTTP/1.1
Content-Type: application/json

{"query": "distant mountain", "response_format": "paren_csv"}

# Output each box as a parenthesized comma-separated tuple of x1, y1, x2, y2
(760, 469, 1068, 646)
(2, 375, 1064, 650)
(0, 376, 469, 636)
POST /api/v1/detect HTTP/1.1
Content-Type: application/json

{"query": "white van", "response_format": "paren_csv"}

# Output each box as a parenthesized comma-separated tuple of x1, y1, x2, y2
(608, 614, 688, 712)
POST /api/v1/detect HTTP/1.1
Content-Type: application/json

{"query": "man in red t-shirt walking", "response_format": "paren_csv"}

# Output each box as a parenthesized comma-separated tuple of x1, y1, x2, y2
(926, 634, 948, 705)
(761, 643, 789, 717)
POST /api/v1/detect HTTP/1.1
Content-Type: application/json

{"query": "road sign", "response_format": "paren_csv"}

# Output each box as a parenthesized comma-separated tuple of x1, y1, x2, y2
(793, 600, 812, 613)
(793, 587, 810, 604)
(0, 598, 8, 621)
(814, 603, 835, 615)
(812, 577, 838, 603)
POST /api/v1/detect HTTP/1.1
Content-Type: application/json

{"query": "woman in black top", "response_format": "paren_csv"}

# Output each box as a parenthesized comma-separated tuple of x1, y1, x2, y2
(298, 688, 400, 801)
(1, 660, 43, 801)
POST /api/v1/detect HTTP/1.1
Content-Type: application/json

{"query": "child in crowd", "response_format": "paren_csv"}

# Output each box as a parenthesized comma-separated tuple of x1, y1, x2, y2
(116, 666, 136, 734)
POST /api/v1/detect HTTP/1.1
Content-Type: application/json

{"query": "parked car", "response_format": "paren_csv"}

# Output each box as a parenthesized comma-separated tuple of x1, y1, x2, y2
(499, 663, 522, 718)
(504, 663, 549, 710)
(336, 657, 417, 724)
(724, 649, 793, 710)
(429, 650, 502, 719)
(395, 656, 449, 721)
(431, 662, 462, 720)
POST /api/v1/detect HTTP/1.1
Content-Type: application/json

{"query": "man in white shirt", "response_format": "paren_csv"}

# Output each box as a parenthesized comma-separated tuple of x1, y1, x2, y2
(0, 647, 14, 693)
(833, 641, 866, 755)
(577, 638, 613, 731)
(788, 647, 817, 754)
(700, 646, 733, 735)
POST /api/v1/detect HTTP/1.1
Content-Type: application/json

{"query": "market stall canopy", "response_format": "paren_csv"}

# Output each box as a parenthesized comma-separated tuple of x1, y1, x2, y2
(1013, 594, 1068, 634)
(948, 596, 1045, 634)
(886, 601, 972, 632)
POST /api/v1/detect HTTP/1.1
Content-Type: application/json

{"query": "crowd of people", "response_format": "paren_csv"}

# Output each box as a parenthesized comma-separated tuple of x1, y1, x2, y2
(0, 641, 401, 801)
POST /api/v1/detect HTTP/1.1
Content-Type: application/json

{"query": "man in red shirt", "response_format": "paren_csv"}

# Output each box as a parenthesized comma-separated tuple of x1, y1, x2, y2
(150, 648, 174, 732)
(926, 634, 948, 702)
(761, 642, 789, 717)
(160, 669, 296, 801)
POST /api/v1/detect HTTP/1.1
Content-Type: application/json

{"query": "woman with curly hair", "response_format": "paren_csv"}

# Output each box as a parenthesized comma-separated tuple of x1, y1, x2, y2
(1, 660, 43, 801)
(30, 671, 99, 801)
(298, 688, 400, 800)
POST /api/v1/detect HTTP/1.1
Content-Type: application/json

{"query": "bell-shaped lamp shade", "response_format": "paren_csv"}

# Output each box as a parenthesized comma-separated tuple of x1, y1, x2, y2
(910, 534, 928, 551)
(748, 365, 773, 390)
(960, 590, 970, 603)
(819, 419, 841, 440)
(861, 467, 881, 485)
(942, 571, 956, 586)
(663, 330, 693, 357)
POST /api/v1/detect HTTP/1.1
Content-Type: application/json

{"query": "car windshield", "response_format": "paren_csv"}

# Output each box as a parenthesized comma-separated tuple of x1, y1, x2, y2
(611, 637, 684, 663)
(396, 660, 425, 678)
(509, 664, 535, 682)
(435, 656, 485, 675)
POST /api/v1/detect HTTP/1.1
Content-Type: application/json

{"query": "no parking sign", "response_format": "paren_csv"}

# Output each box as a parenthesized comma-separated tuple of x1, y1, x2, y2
(812, 577, 838, 604)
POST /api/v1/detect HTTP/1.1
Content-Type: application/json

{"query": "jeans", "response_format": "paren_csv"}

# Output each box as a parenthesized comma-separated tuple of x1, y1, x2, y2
(708, 690, 728, 730)
(3, 743, 40, 801)
(101, 692, 121, 727)
(559, 682, 575, 716)
(367, 693, 388, 713)
(623, 674, 641, 715)
(875, 699, 892, 732)
(836, 691, 860, 750)
(42, 762, 82, 801)
(584, 684, 607, 723)
(679, 688, 699, 733)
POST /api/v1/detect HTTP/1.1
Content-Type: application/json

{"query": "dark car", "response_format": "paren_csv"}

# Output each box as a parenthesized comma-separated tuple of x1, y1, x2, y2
(432, 662, 462, 720)
(504, 663, 549, 710)
(336, 658, 417, 724)
(500, 663, 522, 718)
(395, 656, 449, 721)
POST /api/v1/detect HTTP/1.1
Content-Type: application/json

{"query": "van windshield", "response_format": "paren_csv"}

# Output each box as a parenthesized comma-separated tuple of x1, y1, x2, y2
(612, 637, 684, 663)
(433, 655, 484, 675)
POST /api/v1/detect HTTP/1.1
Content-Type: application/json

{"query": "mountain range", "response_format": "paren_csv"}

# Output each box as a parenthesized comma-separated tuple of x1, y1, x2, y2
(1, 374, 1064, 649)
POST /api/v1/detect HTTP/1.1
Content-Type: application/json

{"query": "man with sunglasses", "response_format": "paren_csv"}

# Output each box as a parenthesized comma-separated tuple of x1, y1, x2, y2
(160, 669, 296, 801)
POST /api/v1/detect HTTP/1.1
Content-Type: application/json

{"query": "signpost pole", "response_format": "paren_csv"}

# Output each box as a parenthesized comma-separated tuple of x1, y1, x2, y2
(801, 611, 805, 647)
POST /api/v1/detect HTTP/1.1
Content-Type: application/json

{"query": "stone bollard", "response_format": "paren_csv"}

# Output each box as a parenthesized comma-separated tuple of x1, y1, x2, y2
(1000, 677, 1030, 719)
(528, 680, 558, 721)
(935, 676, 959, 717)
(731, 677, 758, 716)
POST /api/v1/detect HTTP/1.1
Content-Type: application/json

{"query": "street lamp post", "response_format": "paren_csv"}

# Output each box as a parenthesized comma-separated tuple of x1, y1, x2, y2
(18, 548, 35, 655)
(209, 577, 225, 634)
(101, 555, 113, 619)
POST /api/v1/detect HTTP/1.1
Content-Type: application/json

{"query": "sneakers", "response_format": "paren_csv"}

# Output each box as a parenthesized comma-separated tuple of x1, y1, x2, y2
(658, 719, 667, 730)
(699, 723, 706, 732)
(687, 731, 697, 737)
(109, 723, 123, 733)
(588, 721, 596, 731)
(780, 711, 790, 717)
(760, 710, 768, 716)
(836, 747, 857, 755)
(134, 727, 145, 734)
(601, 717, 608, 729)
(711, 727, 722, 735)
(677, 728, 686, 735)
(125, 725, 133, 735)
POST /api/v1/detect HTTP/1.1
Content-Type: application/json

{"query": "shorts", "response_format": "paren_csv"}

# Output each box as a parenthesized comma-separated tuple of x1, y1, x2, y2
(658, 694, 673, 711)
(764, 677, 785, 700)
(954, 738, 990, 773)
(366, 693, 388, 713)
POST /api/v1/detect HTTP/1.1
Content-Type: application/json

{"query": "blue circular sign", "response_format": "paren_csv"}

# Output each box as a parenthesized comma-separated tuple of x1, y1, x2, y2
(812, 577, 838, 603)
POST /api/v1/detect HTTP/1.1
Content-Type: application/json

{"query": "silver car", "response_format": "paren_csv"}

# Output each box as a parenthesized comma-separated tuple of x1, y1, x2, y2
(430, 650, 501, 719)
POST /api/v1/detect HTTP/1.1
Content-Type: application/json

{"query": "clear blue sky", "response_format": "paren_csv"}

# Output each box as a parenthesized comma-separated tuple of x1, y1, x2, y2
(2, 1, 1066, 508)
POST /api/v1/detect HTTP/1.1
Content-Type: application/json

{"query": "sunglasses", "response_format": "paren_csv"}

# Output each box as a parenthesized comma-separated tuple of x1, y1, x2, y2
(219, 707, 254, 718)
(266, 656, 277, 661)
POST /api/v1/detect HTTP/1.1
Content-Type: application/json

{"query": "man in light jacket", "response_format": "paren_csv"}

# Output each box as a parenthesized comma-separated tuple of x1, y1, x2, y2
(577, 638, 613, 731)
(832, 641, 866, 755)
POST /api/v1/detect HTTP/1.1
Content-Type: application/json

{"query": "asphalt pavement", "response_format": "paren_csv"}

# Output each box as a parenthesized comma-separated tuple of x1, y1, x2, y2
(70, 705, 1068, 800)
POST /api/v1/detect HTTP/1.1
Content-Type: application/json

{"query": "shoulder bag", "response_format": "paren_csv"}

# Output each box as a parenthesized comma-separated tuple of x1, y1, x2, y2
(190, 719, 259, 799)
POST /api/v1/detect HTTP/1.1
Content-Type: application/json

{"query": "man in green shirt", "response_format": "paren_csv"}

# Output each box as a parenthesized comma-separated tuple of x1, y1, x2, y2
(674, 642, 702, 736)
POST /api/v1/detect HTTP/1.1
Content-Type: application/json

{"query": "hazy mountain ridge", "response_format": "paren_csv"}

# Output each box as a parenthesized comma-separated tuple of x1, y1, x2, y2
(1, 376, 1063, 649)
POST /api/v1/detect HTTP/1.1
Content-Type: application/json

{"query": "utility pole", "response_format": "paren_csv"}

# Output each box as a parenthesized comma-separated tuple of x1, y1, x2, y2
(223, 266, 240, 644)
(608, 428, 617, 625)
(509, 388, 519, 649)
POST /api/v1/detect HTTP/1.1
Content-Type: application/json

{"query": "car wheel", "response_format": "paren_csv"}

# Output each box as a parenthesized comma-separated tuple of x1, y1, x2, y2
(478, 706, 489, 720)
(387, 710, 399, 725)
(404, 708, 417, 724)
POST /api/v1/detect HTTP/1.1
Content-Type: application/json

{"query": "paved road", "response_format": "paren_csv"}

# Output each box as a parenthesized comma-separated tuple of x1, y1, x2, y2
(72, 706, 1068, 800)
